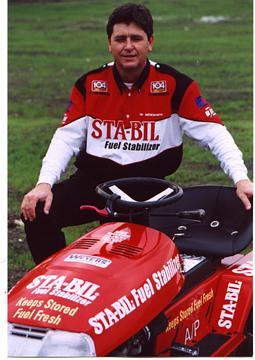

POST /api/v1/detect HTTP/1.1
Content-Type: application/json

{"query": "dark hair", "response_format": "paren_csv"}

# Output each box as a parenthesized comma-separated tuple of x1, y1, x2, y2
(106, 3, 153, 39)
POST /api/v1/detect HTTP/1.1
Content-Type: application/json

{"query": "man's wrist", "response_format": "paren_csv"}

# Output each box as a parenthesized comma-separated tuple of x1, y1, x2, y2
(36, 182, 52, 189)
(236, 178, 251, 184)
(233, 173, 249, 185)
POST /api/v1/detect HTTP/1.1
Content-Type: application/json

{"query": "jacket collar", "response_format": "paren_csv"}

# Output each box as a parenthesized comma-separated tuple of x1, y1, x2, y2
(113, 59, 150, 93)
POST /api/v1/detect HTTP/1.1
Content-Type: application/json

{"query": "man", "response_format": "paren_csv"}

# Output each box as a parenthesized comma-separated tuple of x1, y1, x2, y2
(21, 3, 253, 264)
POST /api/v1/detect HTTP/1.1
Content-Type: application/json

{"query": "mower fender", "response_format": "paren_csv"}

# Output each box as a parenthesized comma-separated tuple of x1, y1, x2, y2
(210, 252, 253, 335)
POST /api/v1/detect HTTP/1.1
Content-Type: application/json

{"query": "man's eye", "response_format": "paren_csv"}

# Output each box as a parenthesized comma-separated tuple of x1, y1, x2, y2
(115, 37, 126, 42)
(114, 36, 143, 43)
(131, 36, 142, 41)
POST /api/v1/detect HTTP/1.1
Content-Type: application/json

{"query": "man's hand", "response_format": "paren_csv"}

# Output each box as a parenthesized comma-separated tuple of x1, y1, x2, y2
(236, 179, 253, 210)
(21, 183, 53, 221)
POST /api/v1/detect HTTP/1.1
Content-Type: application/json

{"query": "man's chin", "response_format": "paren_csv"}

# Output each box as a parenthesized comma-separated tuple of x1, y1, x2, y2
(115, 59, 147, 79)
(119, 61, 139, 70)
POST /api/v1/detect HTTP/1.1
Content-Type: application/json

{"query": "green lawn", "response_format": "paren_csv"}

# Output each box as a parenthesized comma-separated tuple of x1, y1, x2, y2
(8, 0, 253, 275)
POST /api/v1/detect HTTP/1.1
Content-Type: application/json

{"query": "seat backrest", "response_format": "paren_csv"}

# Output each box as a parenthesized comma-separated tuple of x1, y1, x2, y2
(150, 186, 253, 257)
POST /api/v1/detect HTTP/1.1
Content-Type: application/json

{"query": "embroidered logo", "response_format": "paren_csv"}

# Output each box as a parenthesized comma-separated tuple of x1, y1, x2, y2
(91, 80, 108, 93)
(150, 80, 167, 93)
(205, 106, 216, 118)
(195, 96, 207, 109)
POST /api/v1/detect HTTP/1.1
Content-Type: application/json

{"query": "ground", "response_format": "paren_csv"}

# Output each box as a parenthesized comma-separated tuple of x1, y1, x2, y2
(8, 215, 30, 290)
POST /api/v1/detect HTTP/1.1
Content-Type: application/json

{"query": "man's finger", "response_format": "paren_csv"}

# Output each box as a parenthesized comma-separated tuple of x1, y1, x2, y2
(27, 198, 37, 221)
(237, 192, 252, 210)
(243, 197, 252, 210)
(20, 198, 28, 220)
(44, 194, 53, 215)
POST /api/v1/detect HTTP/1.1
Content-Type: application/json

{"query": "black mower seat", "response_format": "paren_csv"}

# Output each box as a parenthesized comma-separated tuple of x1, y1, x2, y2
(149, 185, 252, 258)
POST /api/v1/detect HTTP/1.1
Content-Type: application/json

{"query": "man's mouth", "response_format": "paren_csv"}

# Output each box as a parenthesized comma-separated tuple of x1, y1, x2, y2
(122, 54, 137, 58)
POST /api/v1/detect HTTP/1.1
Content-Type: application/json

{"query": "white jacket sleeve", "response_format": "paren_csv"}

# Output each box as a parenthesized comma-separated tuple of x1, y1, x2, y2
(37, 117, 87, 187)
(179, 118, 248, 184)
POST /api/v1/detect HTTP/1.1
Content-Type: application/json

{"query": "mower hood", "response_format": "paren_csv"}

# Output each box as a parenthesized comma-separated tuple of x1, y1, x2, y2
(8, 222, 184, 355)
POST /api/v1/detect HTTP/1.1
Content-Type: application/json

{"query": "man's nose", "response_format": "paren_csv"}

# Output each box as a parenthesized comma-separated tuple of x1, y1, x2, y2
(124, 38, 134, 50)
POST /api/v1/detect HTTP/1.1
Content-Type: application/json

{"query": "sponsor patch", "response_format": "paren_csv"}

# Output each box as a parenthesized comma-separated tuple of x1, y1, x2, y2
(150, 80, 167, 93)
(64, 254, 112, 268)
(91, 80, 108, 93)
(195, 96, 207, 109)
(61, 113, 68, 125)
(61, 100, 73, 125)
(204, 106, 216, 118)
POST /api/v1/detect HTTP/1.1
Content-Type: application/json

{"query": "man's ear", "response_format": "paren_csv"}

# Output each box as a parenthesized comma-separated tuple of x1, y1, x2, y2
(108, 38, 112, 53)
(148, 35, 154, 52)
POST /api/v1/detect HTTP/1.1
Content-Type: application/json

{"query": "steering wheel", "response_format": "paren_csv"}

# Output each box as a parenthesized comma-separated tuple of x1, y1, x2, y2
(96, 177, 183, 211)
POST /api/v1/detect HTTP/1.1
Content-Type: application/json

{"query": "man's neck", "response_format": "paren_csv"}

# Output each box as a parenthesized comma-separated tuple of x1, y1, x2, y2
(116, 61, 147, 83)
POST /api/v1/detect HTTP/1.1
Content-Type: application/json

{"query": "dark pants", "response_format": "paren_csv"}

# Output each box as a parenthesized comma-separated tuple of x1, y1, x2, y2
(22, 172, 105, 264)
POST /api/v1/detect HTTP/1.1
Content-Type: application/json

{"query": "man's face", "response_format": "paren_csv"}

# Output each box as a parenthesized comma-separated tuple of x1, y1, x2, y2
(108, 22, 154, 79)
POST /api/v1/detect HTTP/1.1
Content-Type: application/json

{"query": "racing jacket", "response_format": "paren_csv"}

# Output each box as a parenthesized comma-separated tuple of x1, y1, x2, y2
(38, 60, 248, 186)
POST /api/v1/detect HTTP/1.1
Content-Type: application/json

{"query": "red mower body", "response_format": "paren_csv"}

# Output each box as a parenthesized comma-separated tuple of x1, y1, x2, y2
(8, 222, 185, 355)
(154, 252, 253, 356)
(8, 184, 253, 357)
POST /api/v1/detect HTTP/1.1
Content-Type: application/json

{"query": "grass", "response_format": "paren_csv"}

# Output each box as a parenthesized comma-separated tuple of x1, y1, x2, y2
(8, 0, 253, 274)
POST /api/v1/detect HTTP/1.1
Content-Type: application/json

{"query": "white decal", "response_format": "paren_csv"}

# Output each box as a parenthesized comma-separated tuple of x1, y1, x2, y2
(102, 230, 130, 244)
(218, 280, 242, 329)
(64, 254, 112, 268)
(185, 319, 200, 344)
(13, 297, 79, 326)
(26, 275, 100, 306)
(130, 278, 155, 307)
(232, 260, 253, 277)
(88, 295, 136, 334)
(88, 254, 181, 334)
(152, 254, 182, 290)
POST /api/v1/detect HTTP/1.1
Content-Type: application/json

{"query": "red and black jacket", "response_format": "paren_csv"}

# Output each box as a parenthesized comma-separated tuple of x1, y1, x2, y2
(60, 60, 222, 181)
